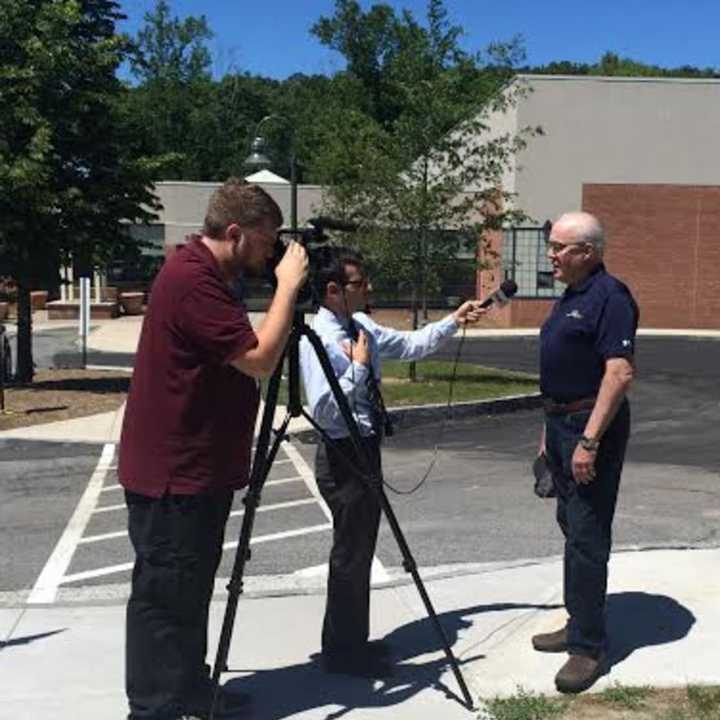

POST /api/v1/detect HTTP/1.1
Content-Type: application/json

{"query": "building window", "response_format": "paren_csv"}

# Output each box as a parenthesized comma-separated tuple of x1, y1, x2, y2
(502, 226, 563, 298)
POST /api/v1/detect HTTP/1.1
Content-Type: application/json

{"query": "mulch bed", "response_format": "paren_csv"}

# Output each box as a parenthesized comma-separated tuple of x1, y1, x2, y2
(0, 369, 129, 431)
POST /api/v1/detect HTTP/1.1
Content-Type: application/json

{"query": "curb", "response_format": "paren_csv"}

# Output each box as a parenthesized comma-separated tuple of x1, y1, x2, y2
(289, 392, 543, 443)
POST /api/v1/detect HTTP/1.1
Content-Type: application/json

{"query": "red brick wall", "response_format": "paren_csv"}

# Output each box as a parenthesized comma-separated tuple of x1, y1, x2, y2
(510, 299, 554, 327)
(583, 184, 720, 329)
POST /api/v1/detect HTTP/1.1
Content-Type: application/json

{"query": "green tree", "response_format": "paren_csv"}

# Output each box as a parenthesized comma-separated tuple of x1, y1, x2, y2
(124, 1, 286, 180)
(125, 0, 217, 179)
(311, 0, 404, 126)
(129, 0, 212, 84)
(0, 0, 161, 382)
(311, 0, 537, 377)
(526, 52, 720, 79)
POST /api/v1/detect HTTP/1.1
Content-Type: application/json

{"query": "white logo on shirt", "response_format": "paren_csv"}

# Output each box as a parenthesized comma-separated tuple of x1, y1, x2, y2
(622, 339, 632, 347)
(566, 309, 583, 319)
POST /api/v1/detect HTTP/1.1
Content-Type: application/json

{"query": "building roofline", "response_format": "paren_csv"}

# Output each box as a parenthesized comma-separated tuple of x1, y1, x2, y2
(514, 73, 720, 85)
(152, 180, 325, 189)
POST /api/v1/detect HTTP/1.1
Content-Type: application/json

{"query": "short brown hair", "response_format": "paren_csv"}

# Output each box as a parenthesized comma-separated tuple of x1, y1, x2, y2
(202, 178, 283, 238)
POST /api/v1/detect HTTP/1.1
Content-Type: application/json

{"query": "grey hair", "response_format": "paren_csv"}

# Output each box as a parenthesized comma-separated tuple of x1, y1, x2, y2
(577, 215, 605, 254)
(556, 212, 605, 254)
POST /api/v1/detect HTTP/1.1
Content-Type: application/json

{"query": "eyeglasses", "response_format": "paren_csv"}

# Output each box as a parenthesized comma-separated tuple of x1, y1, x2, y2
(344, 277, 368, 288)
(546, 240, 589, 255)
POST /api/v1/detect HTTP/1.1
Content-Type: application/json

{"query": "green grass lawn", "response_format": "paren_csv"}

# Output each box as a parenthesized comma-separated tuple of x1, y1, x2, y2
(481, 684, 720, 720)
(267, 360, 538, 407)
(380, 360, 538, 407)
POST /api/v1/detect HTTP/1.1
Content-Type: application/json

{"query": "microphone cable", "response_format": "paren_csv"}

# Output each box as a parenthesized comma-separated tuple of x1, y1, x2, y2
(315, 297, 469, 498)
(382, 321, 467, 496)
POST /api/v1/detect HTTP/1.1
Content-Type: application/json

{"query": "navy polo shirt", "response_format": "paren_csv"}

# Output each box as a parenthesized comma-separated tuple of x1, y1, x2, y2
(540, 264, 639, 403)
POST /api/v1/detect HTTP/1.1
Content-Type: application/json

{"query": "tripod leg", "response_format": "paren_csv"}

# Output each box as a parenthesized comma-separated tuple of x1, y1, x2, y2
(209, 358, 290, 719)
(301, 324, 474, 709)
(377, 484, 474, 708)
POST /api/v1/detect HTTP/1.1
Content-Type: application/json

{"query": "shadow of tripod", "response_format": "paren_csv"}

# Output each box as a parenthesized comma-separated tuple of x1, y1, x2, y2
(209, 308, 474, 718)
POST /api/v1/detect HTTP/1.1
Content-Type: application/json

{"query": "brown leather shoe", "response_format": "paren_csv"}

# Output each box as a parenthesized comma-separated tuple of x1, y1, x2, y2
(555, 652, 607, 694)
(531, 626, 568, 653)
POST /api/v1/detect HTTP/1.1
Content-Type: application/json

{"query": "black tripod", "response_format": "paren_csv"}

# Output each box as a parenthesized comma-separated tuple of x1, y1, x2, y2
(209, 309, 474, 717)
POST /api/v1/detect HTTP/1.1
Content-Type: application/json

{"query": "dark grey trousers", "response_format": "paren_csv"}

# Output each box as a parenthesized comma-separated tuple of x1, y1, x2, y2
(315, 436, 382, 657)
(125, 489, 232, 719)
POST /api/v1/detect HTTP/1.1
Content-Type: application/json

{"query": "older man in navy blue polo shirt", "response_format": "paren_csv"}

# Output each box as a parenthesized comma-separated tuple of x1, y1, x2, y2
(533, 211, 638, 694)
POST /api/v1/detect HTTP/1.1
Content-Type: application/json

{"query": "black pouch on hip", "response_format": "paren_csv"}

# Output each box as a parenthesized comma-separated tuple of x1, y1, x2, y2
(532, 451, 557, 499)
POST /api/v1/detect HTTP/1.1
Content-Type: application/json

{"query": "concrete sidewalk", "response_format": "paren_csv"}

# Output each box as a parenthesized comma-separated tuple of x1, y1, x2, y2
(2, 546, 718, 719)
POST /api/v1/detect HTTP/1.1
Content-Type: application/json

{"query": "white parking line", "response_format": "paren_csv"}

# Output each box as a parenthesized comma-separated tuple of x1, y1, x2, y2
(79, 498, 320, 544)
(79, 530, 128, 544)
(28, 443, 116, 604)
(93, 503, 125, 514)
(228, 497, 316, 518)
(282, 440, 391, 583)
(101, 475, 303, 493)
(222, 523, 331, 550)
(60, 524, 332, 584)
(100, 484, 123, 493)
(264, 475, 303, 487)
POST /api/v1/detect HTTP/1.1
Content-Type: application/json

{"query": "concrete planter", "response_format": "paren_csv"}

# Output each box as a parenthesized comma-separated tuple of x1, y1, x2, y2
(119, 292, 144, 316)
(47, 300, 119, 320)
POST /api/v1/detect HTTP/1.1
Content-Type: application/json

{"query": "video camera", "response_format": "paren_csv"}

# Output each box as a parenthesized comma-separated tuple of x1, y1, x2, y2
(266, 216, 358, 306)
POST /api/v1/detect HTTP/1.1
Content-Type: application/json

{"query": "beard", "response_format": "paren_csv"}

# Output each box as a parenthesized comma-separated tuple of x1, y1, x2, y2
(241, 255, 270, 279)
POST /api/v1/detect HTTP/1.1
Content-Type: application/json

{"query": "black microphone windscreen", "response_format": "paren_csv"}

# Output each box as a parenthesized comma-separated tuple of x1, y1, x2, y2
(500, 279, 518, 298)
(308, 216, 358, 233)
(478, 278, 519, 309)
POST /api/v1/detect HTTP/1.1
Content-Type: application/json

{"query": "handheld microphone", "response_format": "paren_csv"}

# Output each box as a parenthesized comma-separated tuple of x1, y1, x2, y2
(308, 216, 359, 233)
(478, 279, 518, 309)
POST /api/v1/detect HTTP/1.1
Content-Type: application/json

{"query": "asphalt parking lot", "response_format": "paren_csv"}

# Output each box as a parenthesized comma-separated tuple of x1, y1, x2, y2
(0, 333, 717, 602)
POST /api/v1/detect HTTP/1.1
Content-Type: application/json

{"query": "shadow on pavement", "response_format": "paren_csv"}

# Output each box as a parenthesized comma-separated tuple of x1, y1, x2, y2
(607, 590, 695, 667)
(54, 351, 135, 369)
(0, 628, 67, 649)
(225, 600, 561, 719)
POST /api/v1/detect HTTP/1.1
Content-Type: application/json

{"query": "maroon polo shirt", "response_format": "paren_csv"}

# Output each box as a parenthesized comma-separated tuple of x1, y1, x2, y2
(119, 239, 259, 497)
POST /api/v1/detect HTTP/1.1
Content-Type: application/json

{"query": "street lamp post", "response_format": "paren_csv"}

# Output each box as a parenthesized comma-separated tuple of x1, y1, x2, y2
(243, 115, 298, 233)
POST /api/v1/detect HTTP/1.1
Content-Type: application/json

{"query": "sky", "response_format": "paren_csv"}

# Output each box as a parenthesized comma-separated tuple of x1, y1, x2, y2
(117, 0, 720, 80)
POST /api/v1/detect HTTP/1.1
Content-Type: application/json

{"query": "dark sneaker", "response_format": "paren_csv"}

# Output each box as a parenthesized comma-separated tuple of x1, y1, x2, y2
(366, 639, 392, 658)
(555, 653, 607, 694)
(531, 626, 568, 653)
(183, 683, 251, 719)
(322, 651, 394, 678)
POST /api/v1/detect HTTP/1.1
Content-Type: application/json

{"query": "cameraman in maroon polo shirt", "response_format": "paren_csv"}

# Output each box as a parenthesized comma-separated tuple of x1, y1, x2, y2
(118, 180, 307, 720)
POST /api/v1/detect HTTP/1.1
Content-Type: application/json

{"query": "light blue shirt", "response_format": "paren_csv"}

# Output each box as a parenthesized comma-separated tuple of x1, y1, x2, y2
(300, 306, 459, 439)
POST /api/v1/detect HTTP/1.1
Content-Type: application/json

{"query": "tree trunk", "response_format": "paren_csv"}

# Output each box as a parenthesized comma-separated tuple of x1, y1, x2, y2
(421, 266, 428, 322)
(15, 283, 34, 384)
(409, 284, 418, 382)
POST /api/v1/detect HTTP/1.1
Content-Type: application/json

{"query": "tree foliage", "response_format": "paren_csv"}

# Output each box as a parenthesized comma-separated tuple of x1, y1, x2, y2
(525, 51, 720, 79)
(0, 0, 161, 381)
(310, 0, 536, 334)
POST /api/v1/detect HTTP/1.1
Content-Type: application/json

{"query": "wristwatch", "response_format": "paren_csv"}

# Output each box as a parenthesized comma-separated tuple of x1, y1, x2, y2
(579, 434, 600, 452)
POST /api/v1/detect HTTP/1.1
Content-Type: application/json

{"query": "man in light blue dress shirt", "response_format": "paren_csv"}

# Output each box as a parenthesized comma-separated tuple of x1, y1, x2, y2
(300, 246, 485, 678)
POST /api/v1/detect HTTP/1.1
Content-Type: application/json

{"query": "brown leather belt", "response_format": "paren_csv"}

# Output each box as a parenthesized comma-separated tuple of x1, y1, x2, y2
(543, 396, 596, 414)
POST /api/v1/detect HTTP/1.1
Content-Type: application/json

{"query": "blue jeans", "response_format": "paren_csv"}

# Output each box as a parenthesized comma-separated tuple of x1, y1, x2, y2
(545, 400, 630, 658)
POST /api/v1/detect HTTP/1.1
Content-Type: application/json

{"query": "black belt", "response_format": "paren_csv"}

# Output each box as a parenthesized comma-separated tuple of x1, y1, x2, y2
(543, 396, 596, 414)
